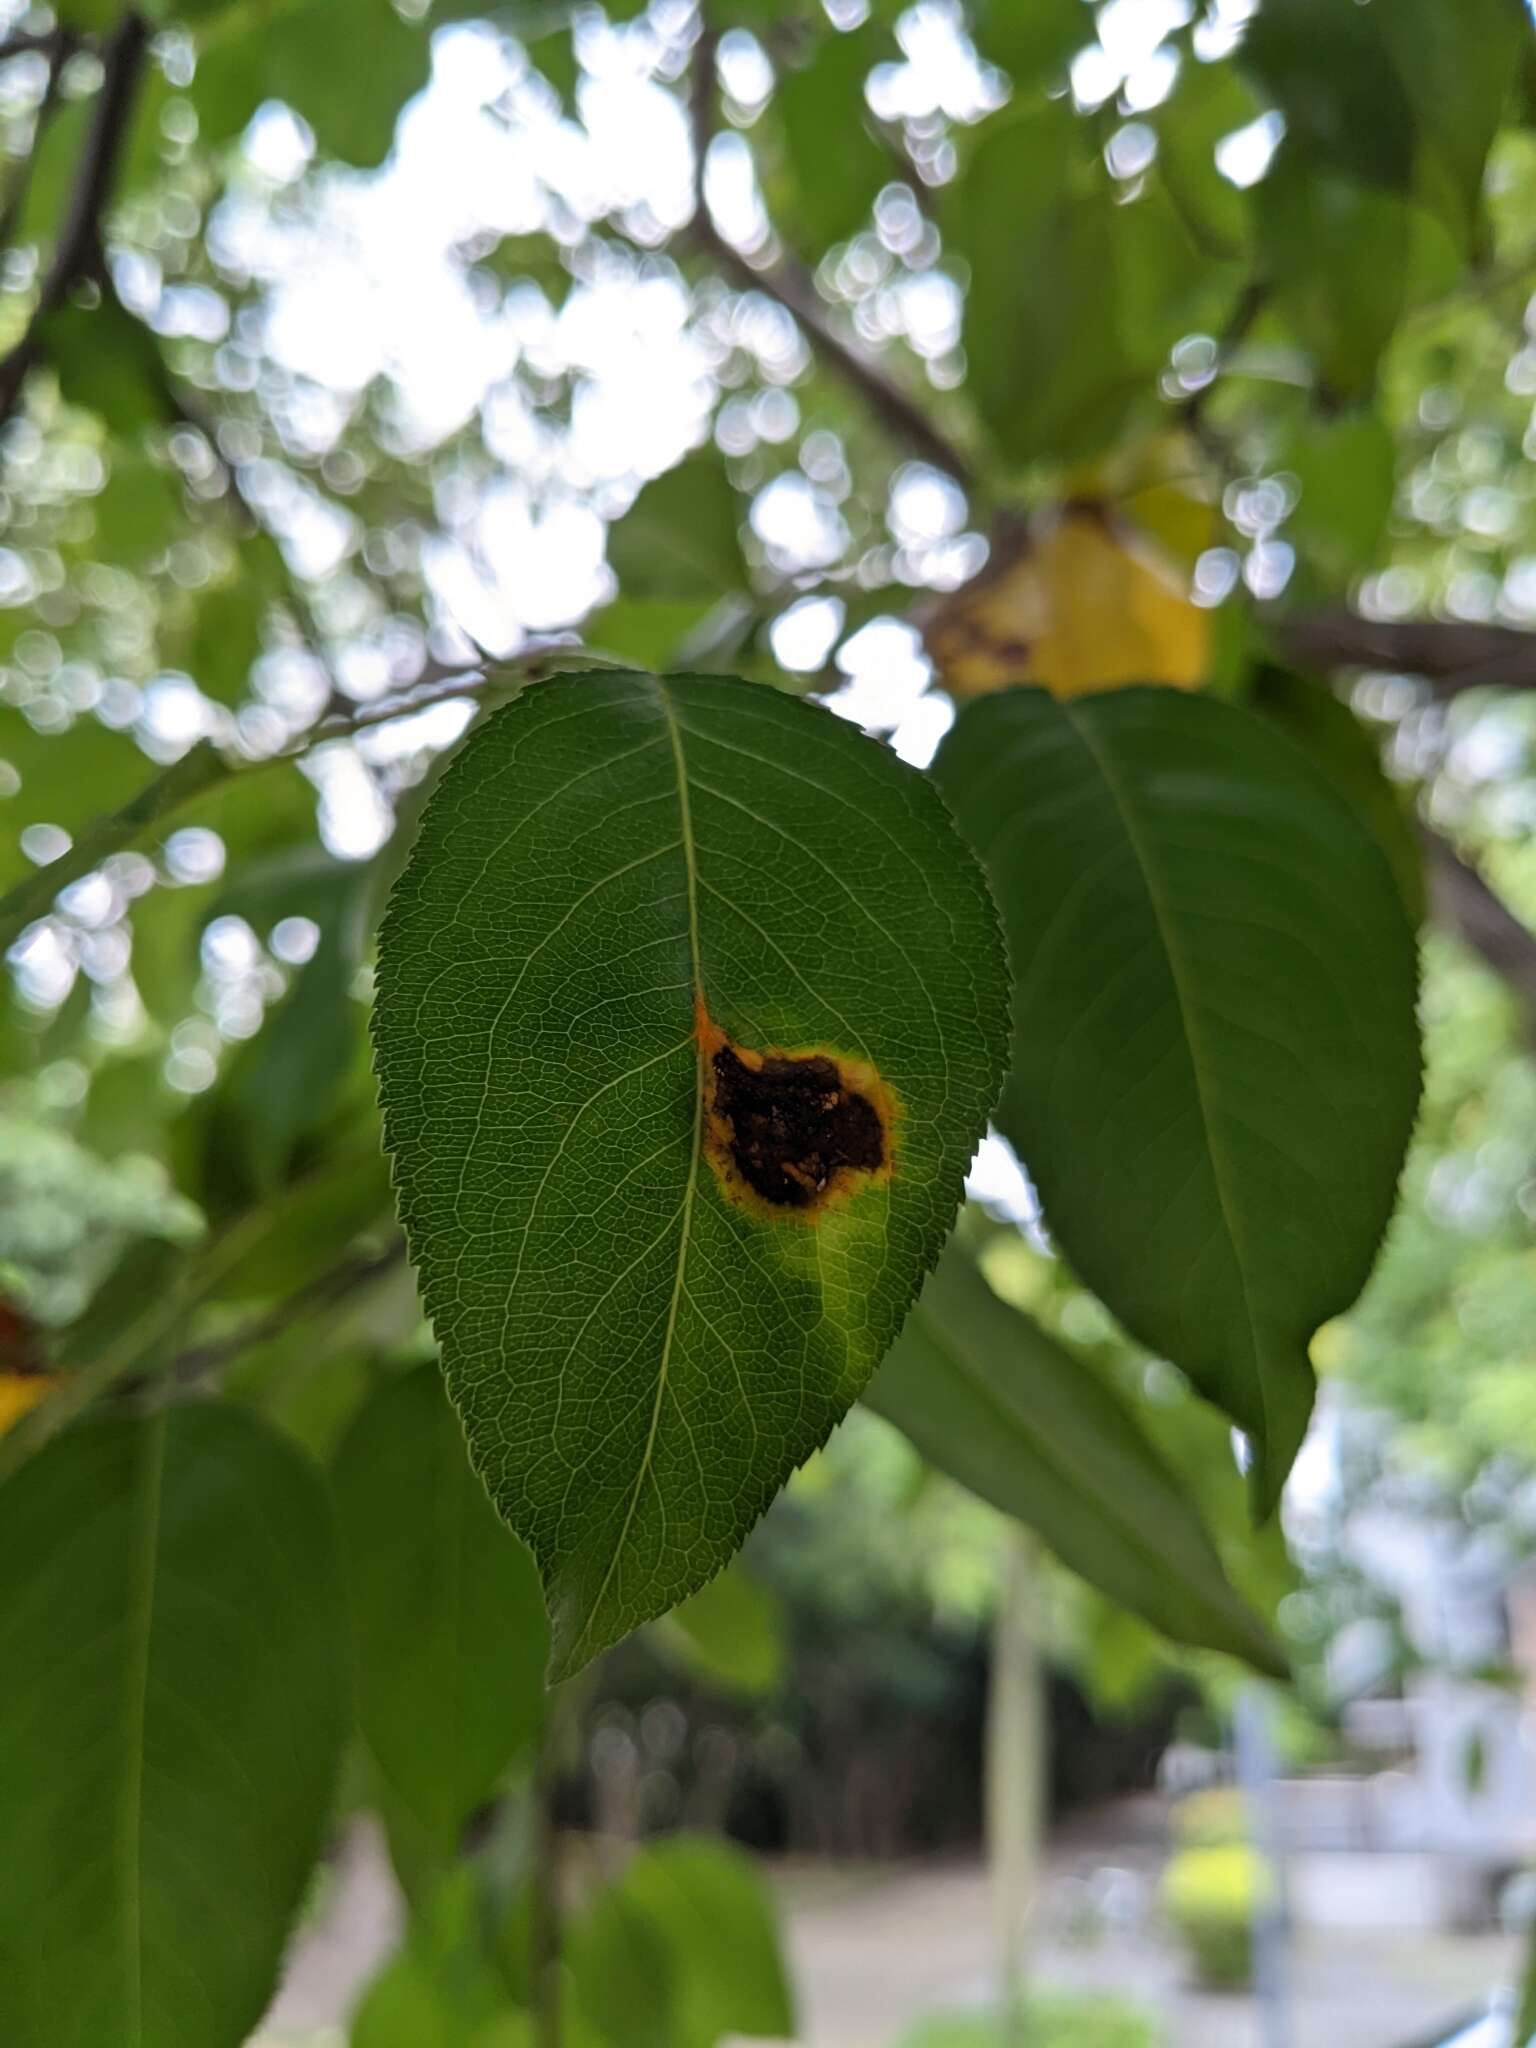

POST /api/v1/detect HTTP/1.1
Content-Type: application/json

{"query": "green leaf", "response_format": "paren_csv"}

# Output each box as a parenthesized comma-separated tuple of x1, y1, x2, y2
(936, 686, 1421, 1512)
(331, 1365, 548, 1861)
(866, 1246, 1286, 1675)
(350, 1871, 516, 2048)
(88, 451, 185, 564)
(774, 23, 891, 254)
(568, 1837, 794, 2048)
(1238, 0, 1415, 192)
(653, 1556, 786, 1696)
(193, 0, 431, 164)
(1375, 0, 1525, 247)
(0, 712, 172, 893)
(39, 295, 171, 437)
(182, 569, 270, 707)
(972, 0, 1091, 92)
(373, 670, 1009, 1677)
(1278, 408, 1396, 582)
(605, 454, 751, 602)
(212, 846, 372, 1187)
(0, 1403, 348, 2048)
(1254, 153, 1411, 397)
(948, 104, 1194, 466)
(1156, 59, 1260, 261)
(1250, 667, 1424, 927)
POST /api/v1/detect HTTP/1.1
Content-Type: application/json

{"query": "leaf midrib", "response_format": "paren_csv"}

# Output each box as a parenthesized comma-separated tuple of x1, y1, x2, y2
(563, 681, 704, 1670)
(1061, 705, 1276, 1472)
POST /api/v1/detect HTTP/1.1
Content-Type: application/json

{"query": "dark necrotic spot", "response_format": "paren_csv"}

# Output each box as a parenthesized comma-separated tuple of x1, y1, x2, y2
(711, 1045, 886, 1210)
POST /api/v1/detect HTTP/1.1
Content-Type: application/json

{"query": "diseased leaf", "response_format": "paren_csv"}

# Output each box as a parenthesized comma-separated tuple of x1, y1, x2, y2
(866, 1245, 1286, 1675)
(0, 1403, 348, 2048)
(373, 670, 1009, 1676)
(936, 686, 1421, 1510)
(332, 1365, 548, 1861)
(924, 503, 1208, 701)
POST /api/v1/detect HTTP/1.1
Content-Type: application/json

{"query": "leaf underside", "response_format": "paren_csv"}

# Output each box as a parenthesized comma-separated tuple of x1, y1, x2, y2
(937, 686, 1422, 1512)
(867, 1245, 1286, 1677)
(373, 670, 1009, 1677)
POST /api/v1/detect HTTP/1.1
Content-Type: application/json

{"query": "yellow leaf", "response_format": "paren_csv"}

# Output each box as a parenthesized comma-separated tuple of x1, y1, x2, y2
(925, 501, 1210, 701)
(0, 1374, 54, 1436)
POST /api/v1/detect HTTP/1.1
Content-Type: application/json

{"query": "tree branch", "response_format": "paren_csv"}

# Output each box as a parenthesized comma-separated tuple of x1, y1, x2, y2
(1274, 609, 1536, 696)
(0, 647, 587, 953)
(167, 1240, 408, 1386)
(1421, 825, 1536, 1046)
(0, 9, 148, 427)
(687, 13, 975, 492)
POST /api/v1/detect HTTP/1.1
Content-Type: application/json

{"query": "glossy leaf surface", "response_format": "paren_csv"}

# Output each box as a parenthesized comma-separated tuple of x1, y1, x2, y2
(374, 671, 1008, 1675)
(937, 686, 1421, 1509)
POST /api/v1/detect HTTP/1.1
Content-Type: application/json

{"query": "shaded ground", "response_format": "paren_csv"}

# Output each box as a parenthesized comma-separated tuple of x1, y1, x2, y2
(257, 1803, 1517, 2047)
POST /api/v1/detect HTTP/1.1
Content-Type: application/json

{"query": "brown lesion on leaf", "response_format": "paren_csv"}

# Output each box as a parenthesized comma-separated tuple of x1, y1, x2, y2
(694, 996, 898, 1222)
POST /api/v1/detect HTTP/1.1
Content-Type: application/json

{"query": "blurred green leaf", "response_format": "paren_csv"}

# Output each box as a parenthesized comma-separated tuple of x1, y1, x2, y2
(605, 454, 751, 601)
(568, 1837, 794, 2048)
(88, 449, 185, 563)
(949, 104, 1152, 466)
(774, 23, 892, 255)
(937, 685, 1422, 1512)
(866, 1245, 1286, 1675)
(193, 0, 432, 164)
(0, 1403, 348, 2048)
(653, 1557, 786, 1696)
(1156, 58, 1260, 260)
(0, 711, 153, 893)
(1278, 408, 1397, 582)
(332, 1364, 548, 1863)
(1376, 0, 1525, 248)
(351, 1870, 517, 2048)
(1239, 0, 1415, 191)
(972, 0, 1091, 90)
(39, 295, 172, 438)
(1255, 153, 1411, 397)
(373, 671, 1008, 1677)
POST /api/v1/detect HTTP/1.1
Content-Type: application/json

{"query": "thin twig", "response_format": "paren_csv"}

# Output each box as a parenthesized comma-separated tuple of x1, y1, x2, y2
(168, 1240, 407, 1385)
(0, 9, 148, 426)
(687, 10, 975, 491)
(0, 647, 579, 952)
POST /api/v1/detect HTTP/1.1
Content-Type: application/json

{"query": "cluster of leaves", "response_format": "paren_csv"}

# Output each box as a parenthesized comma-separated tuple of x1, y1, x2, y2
(0, 0, 1533, 2040)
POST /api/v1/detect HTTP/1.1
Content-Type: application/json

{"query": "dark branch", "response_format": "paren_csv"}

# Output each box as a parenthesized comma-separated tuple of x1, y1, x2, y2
(0, 9, 149, 427)
(687, 11, 975, 492)
(1421, 827, 1536, 1046)
(1274, 609, 1536, 696)
(168, 1241, 408, 1386)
